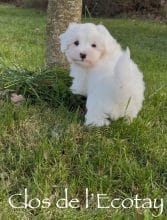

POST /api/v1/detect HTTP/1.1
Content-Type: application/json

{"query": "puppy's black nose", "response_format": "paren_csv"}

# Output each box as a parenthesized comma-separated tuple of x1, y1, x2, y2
(80, 53, 86, 60)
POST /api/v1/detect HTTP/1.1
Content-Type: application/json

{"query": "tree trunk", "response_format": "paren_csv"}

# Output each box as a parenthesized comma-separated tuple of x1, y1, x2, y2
(46, 0, 82, 67)
(160, 0, 167, 18)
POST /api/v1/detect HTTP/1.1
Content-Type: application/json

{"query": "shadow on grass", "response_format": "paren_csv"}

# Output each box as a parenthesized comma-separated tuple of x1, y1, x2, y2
(0, 65, 87, 113)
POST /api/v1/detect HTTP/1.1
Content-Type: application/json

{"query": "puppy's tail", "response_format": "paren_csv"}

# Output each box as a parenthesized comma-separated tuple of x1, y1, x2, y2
(114, 47, 132, 80)
(126, 47, 130, 58)
(121, 47, 130, 61)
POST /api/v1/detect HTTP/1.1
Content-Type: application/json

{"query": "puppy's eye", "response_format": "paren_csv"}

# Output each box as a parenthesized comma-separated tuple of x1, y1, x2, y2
(92, 44, 96, 48)
(74, 40, 79, 46)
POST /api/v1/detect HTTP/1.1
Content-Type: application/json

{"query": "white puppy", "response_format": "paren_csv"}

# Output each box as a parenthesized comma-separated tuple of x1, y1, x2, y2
(60, 23, 145, 126)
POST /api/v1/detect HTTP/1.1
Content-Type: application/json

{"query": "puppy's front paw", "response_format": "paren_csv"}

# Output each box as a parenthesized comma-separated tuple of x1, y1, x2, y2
(70, 86, 79, 95)
(70, 85, 86, 96)
(85, 118, 110, 127)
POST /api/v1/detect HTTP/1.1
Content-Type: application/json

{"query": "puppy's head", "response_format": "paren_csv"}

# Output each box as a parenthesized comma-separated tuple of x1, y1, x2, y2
(59, 23, 116, 68)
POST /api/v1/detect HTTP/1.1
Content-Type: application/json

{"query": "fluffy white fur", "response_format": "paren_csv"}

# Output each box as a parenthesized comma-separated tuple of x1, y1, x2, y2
(60, 23, 145, 126)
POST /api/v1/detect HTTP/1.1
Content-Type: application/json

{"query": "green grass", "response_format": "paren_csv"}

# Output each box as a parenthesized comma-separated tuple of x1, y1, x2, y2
(0, 4, 46, 69)
(0, 4, 167, 220)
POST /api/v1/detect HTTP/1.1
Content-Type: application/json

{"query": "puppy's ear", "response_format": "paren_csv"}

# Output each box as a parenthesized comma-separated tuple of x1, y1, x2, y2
(59, 22, 78, 53)
(68, 22, 77, 30)
(96, 24, 120, 53)
(96, 24, 112, 39)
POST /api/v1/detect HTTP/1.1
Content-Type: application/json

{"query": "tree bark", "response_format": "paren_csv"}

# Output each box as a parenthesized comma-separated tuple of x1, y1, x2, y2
(46, 0, 82, 67)
(160, 0, 167, 18)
